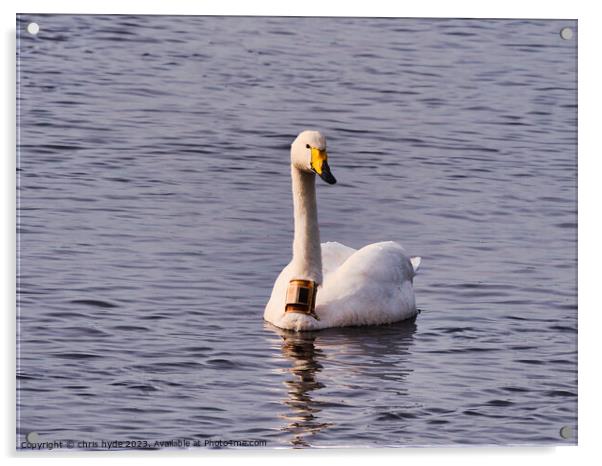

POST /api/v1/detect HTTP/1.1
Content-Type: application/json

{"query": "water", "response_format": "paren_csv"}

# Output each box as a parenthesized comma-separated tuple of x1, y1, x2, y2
(16, 15, 577, 448)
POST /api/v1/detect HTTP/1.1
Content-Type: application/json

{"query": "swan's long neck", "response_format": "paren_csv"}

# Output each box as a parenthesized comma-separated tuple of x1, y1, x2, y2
(290, 165, 323, 284)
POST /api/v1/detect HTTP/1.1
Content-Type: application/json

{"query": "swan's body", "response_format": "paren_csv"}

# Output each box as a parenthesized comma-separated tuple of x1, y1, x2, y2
(264, 130, 421, 331)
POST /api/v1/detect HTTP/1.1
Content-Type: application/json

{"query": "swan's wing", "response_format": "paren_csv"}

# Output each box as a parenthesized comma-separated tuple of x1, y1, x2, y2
(321, 241, 356, 278)
(334, 241, 414, 282)
(318, 241, 417, 325)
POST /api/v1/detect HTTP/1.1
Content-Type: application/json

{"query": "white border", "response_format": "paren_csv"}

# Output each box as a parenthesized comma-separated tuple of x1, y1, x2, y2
(5, 0, 584, 18)
(3, 1, 600, 465)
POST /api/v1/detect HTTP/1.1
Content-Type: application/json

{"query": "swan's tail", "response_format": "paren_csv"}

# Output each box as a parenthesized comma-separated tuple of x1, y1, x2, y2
(410, 256, 422, 274)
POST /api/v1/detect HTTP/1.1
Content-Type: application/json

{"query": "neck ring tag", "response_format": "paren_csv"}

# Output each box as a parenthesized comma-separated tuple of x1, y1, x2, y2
(285, 279, 319, 320)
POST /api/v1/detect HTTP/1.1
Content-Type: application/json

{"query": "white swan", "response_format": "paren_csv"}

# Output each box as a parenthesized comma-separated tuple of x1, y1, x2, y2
(264, 130, 421, 331)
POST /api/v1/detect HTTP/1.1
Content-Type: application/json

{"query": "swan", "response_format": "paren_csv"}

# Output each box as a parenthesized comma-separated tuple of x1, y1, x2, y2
(264, 130, 421, 331)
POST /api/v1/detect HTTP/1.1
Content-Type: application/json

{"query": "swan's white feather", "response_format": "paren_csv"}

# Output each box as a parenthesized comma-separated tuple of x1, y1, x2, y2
(320, 241, 356, 277)
(264, 240, 419, 331)
(410, 256, 422, 273)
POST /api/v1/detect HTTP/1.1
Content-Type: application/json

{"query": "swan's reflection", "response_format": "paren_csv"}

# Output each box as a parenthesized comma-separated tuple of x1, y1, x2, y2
(267, 318, 417, 447)
(278, 330, 329, 447)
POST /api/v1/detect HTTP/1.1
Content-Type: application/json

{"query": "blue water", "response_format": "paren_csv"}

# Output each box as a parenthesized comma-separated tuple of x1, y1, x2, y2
(16, 15, 577, 449)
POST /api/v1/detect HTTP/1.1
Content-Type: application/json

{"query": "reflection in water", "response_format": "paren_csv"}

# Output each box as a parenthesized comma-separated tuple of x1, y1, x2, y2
(269, 319, 417, 447)
(278, 330, 330, 447)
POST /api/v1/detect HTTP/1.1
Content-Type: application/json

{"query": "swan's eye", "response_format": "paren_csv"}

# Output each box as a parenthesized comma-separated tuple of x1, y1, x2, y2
(306, 144, 310, 149)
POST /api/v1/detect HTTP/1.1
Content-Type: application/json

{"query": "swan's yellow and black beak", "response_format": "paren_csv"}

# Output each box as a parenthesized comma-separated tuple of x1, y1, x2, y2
(310, 147, 337, 184)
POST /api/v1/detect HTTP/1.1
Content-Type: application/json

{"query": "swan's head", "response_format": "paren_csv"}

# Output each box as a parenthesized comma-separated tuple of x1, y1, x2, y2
(291, 130, 337, 184)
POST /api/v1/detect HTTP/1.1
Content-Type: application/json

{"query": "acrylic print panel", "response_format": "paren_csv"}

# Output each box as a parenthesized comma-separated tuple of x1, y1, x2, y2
(16, 15, 577, 450)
